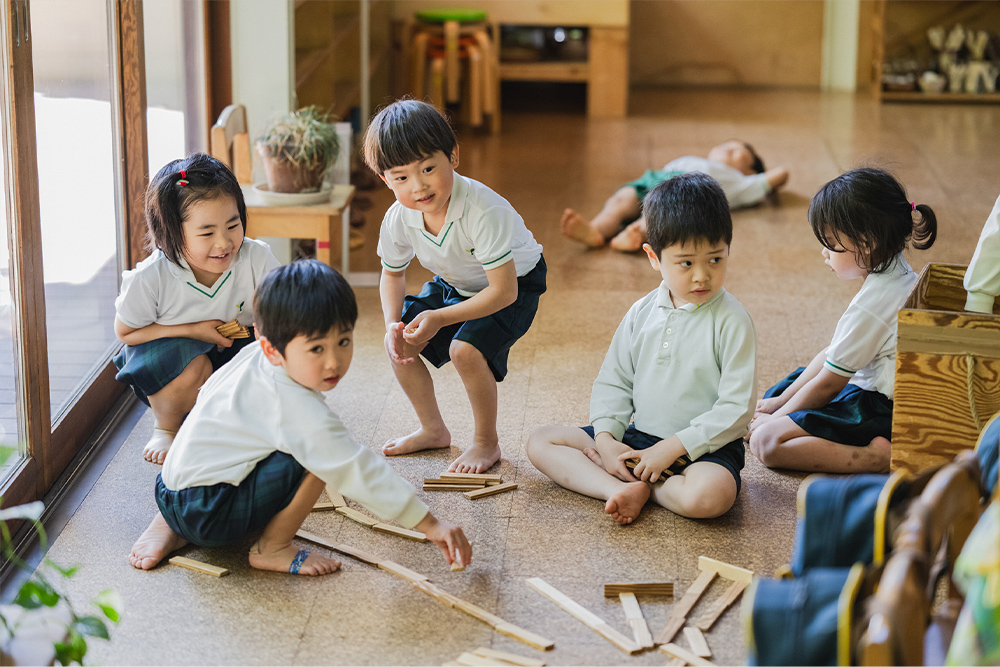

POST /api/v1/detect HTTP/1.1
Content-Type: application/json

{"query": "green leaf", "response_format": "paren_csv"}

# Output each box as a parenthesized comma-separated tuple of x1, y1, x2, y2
(54, 629, 88, 665)
(14, 579, 61, 609)
(73, 615, 110, 640)
(0, 500, 44, 522)
(46, 560, 81, 579)
(94, 588, 123, 623)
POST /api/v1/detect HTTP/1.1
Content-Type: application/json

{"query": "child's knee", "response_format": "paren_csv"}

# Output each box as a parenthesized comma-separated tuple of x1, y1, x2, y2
(748, 426, 783, 468)
(172, 354, 212, 390)
(525, 427, 552, 462)
(673, 475, 736, 518)
(449, 340, 485, 370)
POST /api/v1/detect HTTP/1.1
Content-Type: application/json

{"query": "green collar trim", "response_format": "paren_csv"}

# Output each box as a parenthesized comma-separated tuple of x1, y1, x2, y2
(186, 271, 231, 298)
(421, 220, 455, 247)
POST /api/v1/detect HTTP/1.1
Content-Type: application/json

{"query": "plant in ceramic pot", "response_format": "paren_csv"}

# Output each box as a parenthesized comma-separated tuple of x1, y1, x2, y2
(256, 106, 340, 194)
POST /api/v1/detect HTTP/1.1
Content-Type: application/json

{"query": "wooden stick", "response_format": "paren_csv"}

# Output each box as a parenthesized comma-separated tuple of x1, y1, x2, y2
(471, 647, 546, 666)
(683, 627, 712, 658)
(654, 569, 716, 645)
(464, 482, 518, 500)
(450, 560, 466, 572)
(493, 623, 555, 652)
(659, 643, 716, 666)
(295, 529, 382, 567)
(425, 477, 487, 487)
(624, 458, 665, 483)
(168, 555, 229, 577)
(618, 592, 654, 648)
(371, 523, 428, 542)
(327, 487, 347, 508)
(455, 653, 506, 666)
(698, 556, 753, 583)
(425, 484, 488, 492)
(604, 582, 674, 598)
(440, 472, 503, 483)
(526, 577, 641, 654)
(694, 579, 749, 631)
(336, 506, 379, 527)
(311, 501, 336, 512)
(378, 560, 429, 583)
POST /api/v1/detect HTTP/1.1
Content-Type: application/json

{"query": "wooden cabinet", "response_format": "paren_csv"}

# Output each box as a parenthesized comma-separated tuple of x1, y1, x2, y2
(870, 0, 1000, 103)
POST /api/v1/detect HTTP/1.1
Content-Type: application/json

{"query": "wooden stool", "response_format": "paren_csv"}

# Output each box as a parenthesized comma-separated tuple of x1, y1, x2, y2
(408, 8, 499, 132)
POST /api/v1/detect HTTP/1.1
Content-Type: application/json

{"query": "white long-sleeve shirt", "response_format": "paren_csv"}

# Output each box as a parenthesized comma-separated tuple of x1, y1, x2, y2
(590, 284, 757, 461)
(964, 194, 1000, 313)
(663, 156, 771, 210)
(161, 343, 429, 529)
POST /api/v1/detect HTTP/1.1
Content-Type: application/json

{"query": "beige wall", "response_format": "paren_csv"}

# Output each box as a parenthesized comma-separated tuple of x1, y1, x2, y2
(629, 1, 824, 88)
(392, 0, 628, 27)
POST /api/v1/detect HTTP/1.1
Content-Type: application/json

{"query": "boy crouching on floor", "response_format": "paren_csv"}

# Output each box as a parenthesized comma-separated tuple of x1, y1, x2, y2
(527, 173, 757, 524)
(128, 260, 471, 574)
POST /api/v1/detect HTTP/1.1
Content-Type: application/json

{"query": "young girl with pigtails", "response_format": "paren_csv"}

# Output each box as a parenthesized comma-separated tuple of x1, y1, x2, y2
(113, 153, 280, 464)
(748, 167, 937, 474)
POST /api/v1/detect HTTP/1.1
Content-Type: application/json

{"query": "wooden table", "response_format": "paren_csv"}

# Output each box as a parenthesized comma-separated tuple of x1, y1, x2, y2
(241, 183, 356, 276)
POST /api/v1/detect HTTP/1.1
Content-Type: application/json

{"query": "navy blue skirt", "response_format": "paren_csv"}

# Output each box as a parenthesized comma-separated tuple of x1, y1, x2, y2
(402, 256, 546, 382)
(764, 367, 893, 447)
(113, 328, 256, 406)
(155, 451, 306, 547)
(580, 424, 745, 494)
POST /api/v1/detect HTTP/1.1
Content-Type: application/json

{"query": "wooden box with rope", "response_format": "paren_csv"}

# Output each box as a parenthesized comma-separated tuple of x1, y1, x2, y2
(891, 263, 1000, 473)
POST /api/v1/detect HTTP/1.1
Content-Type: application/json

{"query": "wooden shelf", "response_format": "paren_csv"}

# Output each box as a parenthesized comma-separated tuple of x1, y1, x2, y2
(881, 91, 1000, 103)
(499, 61, 589, 83)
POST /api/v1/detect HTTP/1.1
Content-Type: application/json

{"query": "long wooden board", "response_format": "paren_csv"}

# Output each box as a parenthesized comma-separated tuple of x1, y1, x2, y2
(526, 577, 641, 654)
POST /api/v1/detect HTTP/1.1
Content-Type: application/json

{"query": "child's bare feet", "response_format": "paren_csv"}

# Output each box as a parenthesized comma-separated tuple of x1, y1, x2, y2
(128, 514, 188, 570)
(869, 436, 892, 472)
(608, 221, 645, 252)
(605, 481, 651, 525)
(143, 427, 176, 465)
(560, 209, 605, 248)
(383, 426, 451, 456)
(249, 542, 341, 575)
(447, 439, 501, 474)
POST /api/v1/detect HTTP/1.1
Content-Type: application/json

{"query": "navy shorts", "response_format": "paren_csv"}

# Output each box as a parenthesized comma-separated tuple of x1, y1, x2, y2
(581, 424, 744, 494)
(764, 367, 893, 447)
(402, 256, 546, 382)
(155, 450, 306, 547)
(114, 328, 256, 406)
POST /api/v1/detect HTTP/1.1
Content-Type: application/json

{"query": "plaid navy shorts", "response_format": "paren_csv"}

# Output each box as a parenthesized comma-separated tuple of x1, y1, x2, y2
(113, 329, 256, 406)
(402, 256, 546, 382)
(581, 424, 745, 494)
(155, 450, 306, 547)
(764, 367, 893, 446)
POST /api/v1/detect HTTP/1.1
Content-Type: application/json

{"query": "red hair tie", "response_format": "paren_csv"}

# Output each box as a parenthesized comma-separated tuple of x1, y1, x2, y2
(910, 201, 917, 212)
(177, 170, 189, 187)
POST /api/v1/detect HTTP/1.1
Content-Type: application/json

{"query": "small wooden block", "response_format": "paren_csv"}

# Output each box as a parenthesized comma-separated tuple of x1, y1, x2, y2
(471, 647, 546, 666)
(464, 482, 518, 499)
(425, 477, 487, 487)
(624, 458, 665, 483)
(455, 652, 505, 666)
(327, 487, 347, 508)
(698, 556, 754, 583)
(683, 627, 712, 658)
(425, 484, 486, 492)
(450, 560, 466, 572)
(618, 592, 654, 648)
(659, 642, 716, 666)
(603, 582, 674, 598)
(311, 501, 336, 512)
(527, 578, 640, 654)
(335, 506, 379, 527)
(378, 560, 430, 583)
(168, 556, 229, 577)
(372, 523, 429, 542)
(694, 579, 750, 631)
(493, 623, 555, 651)
(440, 472, 503, 483)
(663, 658, 686, 667)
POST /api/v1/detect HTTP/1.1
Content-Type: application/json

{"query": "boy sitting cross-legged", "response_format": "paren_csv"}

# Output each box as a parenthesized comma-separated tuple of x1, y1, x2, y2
(128, 260, 471, 574)
(527, 173, 757, 524)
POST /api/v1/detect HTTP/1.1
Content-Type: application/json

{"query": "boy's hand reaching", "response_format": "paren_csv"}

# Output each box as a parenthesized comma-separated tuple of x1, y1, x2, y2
(385, 322, 415, 364)
(193, 319, 233, 348)
(617, 437, 684, 483)
(415, 512, 472, 568)
(589, 432, 638, 482)
(402, 311, 442, 346)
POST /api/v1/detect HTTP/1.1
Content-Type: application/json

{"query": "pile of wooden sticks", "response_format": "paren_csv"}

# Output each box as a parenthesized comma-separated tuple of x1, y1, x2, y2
(216, 319, 250, 339)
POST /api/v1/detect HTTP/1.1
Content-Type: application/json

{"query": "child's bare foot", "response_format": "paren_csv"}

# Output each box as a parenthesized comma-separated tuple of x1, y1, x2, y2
(560, 209, 605, 248)
(447, 439, 501, 474)
(869, 436, 892, 472)
(128, 514, 188, 570)
(605, 482, 651, 525)
(608, 221, 645, 253)
(249, 542, 341, 576)
(143, 427, 176, 465)
(383, 426, 451, 456)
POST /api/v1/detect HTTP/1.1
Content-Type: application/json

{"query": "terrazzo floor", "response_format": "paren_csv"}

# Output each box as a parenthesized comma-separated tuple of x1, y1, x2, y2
(40, 88, 1000, 665)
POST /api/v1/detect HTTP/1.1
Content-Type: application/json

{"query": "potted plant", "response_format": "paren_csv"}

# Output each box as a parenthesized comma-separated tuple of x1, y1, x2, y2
(256, 106, 340, 194)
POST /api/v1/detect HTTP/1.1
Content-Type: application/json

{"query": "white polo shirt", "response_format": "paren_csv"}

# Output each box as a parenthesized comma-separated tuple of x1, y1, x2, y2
(664, 156, 771, 210)
(161, 343, 430, 529)
(590, 284, 757, 461)
(115, 238, 280, 329)
(824, 254, 917, 399)
(377, 173, 543, 297)
(964, 193, 1000, 313)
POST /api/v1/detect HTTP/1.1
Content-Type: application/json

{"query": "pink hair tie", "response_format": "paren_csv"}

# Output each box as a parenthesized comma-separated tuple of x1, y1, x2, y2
(910, 201, 916, 212)
(177, 170, 189, 187)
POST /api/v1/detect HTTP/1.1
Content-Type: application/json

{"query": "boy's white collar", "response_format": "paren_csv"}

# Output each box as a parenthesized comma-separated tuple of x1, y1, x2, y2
(655, 282, 726, 311)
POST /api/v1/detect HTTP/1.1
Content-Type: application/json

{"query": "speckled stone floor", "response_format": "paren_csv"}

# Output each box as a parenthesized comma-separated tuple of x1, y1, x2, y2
(43, 88, 1000, 665)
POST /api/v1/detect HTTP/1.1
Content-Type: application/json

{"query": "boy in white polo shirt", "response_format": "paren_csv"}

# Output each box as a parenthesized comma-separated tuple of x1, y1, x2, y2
(364, 100, 545, 474)
(528, 173, 756, 525)
(128, 260, 471, 575)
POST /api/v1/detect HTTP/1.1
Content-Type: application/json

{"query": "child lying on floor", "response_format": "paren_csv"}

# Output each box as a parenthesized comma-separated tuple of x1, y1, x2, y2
(128, 260, 471, 575)
(561, 140, 789, 252)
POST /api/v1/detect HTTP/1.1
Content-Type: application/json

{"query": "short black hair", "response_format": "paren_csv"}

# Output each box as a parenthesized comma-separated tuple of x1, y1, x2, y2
(144, 152, 247, 266)
(809, 167, 937, 274)
(253, 260, 358, 356)
(643, 172, 733, 257)
(363, 99, 457, 173)
(744, 143, 765, 174)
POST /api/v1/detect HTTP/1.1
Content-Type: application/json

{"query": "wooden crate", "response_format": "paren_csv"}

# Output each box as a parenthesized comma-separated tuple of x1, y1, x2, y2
(892, 263, 1000, 473)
